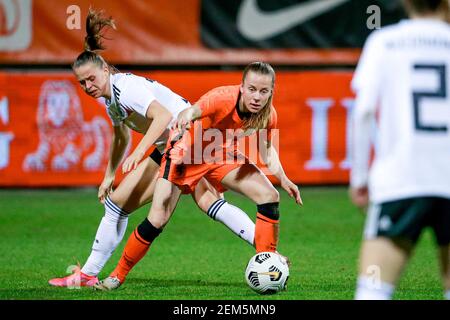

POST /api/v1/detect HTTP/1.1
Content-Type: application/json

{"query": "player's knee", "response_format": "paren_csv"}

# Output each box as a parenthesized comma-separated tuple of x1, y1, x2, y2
(194, 192, 220, 213)
(148, 206, 170, 229)
(147, 214, 166, 230)
(261, 187, 279, 204)
(250, 186, 279, 204)
(108, 193, 124, 208)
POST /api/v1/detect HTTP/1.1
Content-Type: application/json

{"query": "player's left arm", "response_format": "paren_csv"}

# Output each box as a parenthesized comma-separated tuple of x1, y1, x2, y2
(260, 140, 303, 205)
(122, 100, 173, 173)
(259, 109, 302, 205)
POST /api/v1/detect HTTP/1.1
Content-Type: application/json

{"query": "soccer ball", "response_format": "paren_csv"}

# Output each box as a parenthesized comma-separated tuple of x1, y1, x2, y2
(245, 252, 289, 294)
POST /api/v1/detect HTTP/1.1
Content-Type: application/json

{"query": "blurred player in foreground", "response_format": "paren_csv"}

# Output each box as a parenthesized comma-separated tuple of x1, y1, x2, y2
(95, 62, 302, 290)
(49, 9, 256, 288)
(350, 0, 450, 300)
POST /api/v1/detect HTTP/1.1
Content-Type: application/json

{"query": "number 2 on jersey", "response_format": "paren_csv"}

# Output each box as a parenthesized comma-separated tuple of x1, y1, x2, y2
(412, 64, 447, 133)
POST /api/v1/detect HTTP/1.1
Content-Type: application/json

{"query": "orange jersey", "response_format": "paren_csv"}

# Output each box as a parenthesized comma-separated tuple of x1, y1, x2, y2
(190, 85, 277, 163)
(158, 85, 278, 194)
(195, 85, 277, 134)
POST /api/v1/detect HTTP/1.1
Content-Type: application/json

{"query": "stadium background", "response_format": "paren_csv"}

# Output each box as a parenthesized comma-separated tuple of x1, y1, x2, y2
(0, 0, 407, 186)
(1, 0, 444, 301)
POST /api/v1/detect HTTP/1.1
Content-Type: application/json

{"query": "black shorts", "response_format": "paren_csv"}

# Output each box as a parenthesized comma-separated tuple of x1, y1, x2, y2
(149, 148, 164, 166)
(364, 197, 450, 246)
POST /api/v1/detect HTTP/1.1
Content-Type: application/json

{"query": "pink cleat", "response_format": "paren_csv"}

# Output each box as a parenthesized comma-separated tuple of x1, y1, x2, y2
(49, 265, 98, 288)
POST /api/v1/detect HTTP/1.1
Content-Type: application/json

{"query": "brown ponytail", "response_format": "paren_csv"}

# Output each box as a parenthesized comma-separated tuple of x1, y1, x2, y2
(72, 8, 118, 73)
(84, 8, 116, 52)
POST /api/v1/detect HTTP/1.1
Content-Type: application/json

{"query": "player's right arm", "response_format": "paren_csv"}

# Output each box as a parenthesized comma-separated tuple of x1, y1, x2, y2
(350, 31, 383, 208)
(173, 87, 223, 131)
(98, 123, 130, 203)
(173, 104, 203, 131)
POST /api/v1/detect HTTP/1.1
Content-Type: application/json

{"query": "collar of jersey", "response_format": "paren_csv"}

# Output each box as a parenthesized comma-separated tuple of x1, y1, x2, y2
(235, 91, 251, 121)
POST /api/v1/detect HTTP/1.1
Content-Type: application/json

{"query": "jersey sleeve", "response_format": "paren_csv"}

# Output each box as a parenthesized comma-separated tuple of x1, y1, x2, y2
(350, 31, 384, 188)
(195, 87, 223, 118)
(351, 31, 384, 114)
(119, 77, 156, 118)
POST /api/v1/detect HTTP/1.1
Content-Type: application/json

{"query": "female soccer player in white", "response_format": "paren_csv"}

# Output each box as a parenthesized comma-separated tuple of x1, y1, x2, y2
(49, 9, 255, 287)
(351, 0, 450, 300)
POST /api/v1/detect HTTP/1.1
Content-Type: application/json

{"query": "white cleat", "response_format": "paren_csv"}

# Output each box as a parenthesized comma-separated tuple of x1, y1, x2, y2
(276, 251, 291, 267)
(93, 276, 122, 291)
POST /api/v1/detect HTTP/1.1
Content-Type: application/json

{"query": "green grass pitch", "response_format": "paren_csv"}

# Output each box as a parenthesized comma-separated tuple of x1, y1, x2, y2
(0, 187, 444, 300)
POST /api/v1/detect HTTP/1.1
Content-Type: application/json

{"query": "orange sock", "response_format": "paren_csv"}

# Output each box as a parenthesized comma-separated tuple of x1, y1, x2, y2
(255, 213, 279, 252)
(111, 229, 151, 283)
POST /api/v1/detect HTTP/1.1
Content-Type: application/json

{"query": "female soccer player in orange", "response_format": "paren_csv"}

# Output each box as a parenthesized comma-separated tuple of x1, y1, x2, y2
(49, 9, 256, 288)
(95, 61, 303, 290)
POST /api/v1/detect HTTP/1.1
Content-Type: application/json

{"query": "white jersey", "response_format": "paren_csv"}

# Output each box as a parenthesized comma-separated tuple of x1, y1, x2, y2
(105, 72, 190, 152)
(351, 19, 450, 203)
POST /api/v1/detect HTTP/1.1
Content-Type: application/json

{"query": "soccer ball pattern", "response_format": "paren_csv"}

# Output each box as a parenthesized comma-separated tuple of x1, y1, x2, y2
(245, 252, 289, 294)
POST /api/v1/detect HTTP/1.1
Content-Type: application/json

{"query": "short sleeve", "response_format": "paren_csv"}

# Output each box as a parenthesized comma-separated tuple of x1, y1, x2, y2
(120, 78, 156, 118)
(351, 31, 384, 113)
(195, 88, 222, 118)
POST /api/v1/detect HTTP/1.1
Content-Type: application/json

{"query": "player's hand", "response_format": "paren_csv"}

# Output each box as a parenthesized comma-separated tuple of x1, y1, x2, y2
(173, 109, 193, 131)
(98, 176, 114, 204)
(168, 130, 188, 165)
(122, 149, 145, 174)
(349, 186, 369, 210)
(281, 178, 303, 205)
(169, 142, 188, 165)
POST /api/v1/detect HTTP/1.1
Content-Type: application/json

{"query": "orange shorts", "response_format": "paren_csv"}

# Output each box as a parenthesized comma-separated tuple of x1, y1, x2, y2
(158, 153, 242, 194)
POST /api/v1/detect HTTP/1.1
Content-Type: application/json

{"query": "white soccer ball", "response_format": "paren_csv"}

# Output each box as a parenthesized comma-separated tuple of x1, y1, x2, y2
(245, 252, 289, 294)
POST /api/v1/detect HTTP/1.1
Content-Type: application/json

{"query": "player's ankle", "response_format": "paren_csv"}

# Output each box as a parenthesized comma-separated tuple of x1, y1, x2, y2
(110, 271, 125, 283)
(80, 271, 96, 278)
(355, 275, 394, 300)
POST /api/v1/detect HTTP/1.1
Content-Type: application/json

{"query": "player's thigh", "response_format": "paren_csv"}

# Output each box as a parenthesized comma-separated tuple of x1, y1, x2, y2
(148, 177, 182, 229)
(220, 163, 279, 204)
(110, 156, 160, 212)
(192, 178, 223, 213)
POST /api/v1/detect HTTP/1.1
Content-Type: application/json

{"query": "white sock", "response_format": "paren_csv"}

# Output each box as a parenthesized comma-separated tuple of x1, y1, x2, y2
(81, 197, 129, 276)
(445, 290, 450, 300)
(355, 275, 395, 300)
(207, 199, 255, 246)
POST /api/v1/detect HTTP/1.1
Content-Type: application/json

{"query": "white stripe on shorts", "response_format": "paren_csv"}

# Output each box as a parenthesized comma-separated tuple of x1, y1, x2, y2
(363, 203, 381, 240)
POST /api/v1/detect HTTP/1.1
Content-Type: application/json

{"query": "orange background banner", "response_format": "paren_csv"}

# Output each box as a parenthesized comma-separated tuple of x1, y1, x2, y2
(0, 70, 354, 187)
(0, 0, 360, 65)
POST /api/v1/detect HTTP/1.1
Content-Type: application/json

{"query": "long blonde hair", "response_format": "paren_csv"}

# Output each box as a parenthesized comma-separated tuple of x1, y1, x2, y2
(241, 62, 276, 130)
(72, 8, 119, 74)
